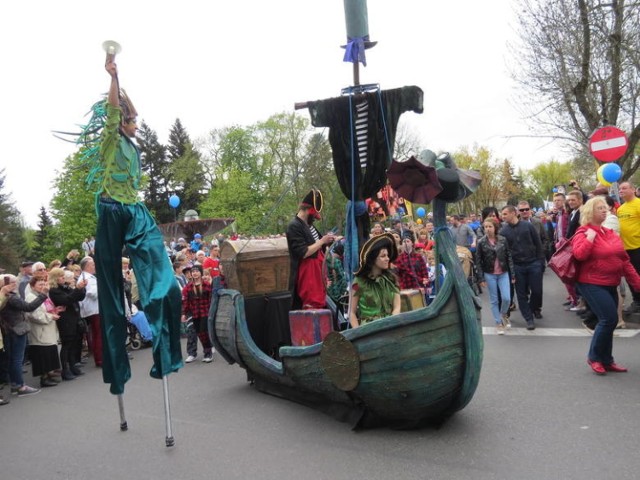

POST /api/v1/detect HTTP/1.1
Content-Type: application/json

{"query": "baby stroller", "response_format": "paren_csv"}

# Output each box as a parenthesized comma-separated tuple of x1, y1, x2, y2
(456, 246, 480, 296)
(126, 305, 153, 350)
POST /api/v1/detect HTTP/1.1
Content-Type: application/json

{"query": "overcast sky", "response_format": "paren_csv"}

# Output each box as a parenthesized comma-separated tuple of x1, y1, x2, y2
(1, 0, 565, 228)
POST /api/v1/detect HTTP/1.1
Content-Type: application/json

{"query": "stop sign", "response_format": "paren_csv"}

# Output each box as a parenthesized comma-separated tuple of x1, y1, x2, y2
(589, 126, 628, 162)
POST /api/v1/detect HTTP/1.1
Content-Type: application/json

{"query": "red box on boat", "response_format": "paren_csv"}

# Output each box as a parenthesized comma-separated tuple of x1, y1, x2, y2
(289, 309, 333, 346)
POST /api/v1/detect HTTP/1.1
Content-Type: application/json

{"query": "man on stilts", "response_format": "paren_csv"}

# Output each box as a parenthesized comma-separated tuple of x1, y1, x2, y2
(80, 55, 183, 444)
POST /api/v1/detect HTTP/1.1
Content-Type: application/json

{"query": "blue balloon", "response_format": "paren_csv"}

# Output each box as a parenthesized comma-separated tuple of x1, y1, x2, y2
(169, 194, 180, 208)
(601, 163, 622, 183)
(416, 207, 426, 218)
(552, 187, 558, 193)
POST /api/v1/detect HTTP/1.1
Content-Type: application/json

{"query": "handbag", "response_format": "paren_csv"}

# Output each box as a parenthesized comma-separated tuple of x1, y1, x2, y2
(11, 319, 31, 336)
(548, 238, 578, 283)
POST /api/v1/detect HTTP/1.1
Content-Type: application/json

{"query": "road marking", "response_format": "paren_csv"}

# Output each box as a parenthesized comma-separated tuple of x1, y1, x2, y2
(483, 327, 640, 337)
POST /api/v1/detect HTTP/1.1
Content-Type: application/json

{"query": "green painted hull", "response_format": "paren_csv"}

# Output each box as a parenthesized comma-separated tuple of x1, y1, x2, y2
(209, 201, 484, 427)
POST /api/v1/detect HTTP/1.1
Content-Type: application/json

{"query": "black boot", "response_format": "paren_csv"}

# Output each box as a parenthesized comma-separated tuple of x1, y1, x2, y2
(40, 376, 58, 388)
(61, 369, 76, 381)
(70, 366, 85, 376)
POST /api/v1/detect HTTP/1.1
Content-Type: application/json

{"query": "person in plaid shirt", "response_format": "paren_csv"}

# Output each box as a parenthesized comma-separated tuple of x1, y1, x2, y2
(395, 231, 429, 292)
(181, 265, 214, 363)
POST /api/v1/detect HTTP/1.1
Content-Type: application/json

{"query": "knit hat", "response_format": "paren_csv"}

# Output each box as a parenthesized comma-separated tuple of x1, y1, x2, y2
(402, 230, 415, 242)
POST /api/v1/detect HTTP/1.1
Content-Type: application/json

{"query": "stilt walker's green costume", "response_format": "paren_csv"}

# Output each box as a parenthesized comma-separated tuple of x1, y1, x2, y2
(91, 62, 183, 394)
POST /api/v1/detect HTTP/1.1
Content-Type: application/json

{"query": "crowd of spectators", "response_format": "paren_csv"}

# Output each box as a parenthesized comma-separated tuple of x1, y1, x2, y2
(0, 230, 233, 405)
(343, 178, 640, 366)
(4, 179, 639, 406)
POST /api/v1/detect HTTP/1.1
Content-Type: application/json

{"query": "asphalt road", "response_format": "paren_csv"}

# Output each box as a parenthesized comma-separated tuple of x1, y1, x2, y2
(2, 271, 640, 480)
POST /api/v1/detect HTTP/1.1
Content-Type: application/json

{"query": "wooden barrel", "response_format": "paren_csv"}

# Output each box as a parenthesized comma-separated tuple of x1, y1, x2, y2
(220, 237, 290, 297)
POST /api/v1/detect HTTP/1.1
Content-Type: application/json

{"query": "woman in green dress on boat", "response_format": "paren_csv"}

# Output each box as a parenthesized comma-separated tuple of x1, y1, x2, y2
(349, 233, 401, 327)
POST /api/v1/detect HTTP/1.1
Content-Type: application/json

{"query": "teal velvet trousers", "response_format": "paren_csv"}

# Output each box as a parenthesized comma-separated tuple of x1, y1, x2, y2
(95, 199, 183, 394)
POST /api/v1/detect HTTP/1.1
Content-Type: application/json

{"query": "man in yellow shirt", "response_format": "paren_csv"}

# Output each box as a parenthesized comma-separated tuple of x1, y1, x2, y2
(617, 181, 640, 312)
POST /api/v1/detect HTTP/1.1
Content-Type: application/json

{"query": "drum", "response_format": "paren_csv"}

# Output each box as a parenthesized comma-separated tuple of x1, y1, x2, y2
(400, 289, 426, 312)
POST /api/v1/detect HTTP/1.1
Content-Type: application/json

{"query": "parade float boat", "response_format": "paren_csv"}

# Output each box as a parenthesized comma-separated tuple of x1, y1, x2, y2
(208, 199, 483, 429)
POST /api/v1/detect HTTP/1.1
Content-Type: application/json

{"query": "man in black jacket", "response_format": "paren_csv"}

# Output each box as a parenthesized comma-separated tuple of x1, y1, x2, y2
(517, 201, 548, 317)
(501, 206, 544, 330)
(565, 190, 584, 239)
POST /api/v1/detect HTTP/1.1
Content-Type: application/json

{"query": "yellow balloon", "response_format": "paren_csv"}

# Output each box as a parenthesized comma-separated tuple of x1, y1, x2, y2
(416, 218, 423, 225)
(596, 164, 612, 187)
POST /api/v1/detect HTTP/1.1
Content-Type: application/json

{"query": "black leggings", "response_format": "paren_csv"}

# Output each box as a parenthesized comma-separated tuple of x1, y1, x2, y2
(59, 339, 78, 370)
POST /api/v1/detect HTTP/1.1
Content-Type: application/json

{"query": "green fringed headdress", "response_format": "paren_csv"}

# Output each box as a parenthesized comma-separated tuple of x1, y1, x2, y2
(53, 89, 137, 193)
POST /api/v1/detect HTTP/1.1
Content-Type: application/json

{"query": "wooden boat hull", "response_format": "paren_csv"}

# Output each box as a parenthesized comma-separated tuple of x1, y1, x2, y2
(210, 265, 482, 428)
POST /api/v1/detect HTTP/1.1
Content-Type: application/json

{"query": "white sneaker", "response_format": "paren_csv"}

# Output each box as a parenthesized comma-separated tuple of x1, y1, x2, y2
(185, 355, 196, 363)
(496, 324, 506, 335)
(202, 355, 213, 363)
(501, 315, 511, 329)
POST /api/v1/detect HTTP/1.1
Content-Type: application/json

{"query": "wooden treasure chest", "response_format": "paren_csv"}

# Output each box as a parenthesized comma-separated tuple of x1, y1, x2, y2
(289, 309, 333, 346)
(220, 237, 290, 297)
(400, 289, 426, 312)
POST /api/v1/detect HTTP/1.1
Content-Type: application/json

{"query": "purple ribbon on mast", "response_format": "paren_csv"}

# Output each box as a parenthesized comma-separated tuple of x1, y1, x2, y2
(343, 36, 368, 66)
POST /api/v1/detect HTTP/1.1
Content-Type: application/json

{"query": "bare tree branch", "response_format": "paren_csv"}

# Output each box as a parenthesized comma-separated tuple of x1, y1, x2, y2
(510, 0, 640, 178)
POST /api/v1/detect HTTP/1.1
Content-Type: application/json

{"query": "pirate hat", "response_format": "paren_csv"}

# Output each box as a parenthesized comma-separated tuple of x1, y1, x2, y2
(300, 189, 323, 220)
(354, 232, 398, 276)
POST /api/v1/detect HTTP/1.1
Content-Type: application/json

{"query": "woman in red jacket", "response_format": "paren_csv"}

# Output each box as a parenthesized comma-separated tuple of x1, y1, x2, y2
(572, 196, 640, 375)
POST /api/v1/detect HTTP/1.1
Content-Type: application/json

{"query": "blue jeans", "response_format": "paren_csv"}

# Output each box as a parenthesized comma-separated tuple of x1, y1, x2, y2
(514, 261, 543, 323)
(6, 331, 27, 388)
(485, 272, 511, 324)
(578, 283, 618, 365)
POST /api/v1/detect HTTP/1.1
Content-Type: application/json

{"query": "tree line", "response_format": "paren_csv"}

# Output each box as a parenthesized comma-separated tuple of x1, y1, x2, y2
(0, 116, 603, 274)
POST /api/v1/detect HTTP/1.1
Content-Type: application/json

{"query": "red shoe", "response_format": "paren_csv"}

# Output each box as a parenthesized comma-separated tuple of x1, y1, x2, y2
(587, 360, 606, 375)
(605, 362, 628, 373)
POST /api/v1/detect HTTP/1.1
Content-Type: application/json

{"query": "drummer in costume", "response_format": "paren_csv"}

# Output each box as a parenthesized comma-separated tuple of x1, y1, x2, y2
(286, 189, 336, 309)
(86, 61, 183, 394)
(350, 232, 401, 327)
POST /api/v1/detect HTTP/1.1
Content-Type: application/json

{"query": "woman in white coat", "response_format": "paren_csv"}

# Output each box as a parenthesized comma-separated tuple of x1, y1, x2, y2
(25, 276, 63, 387)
